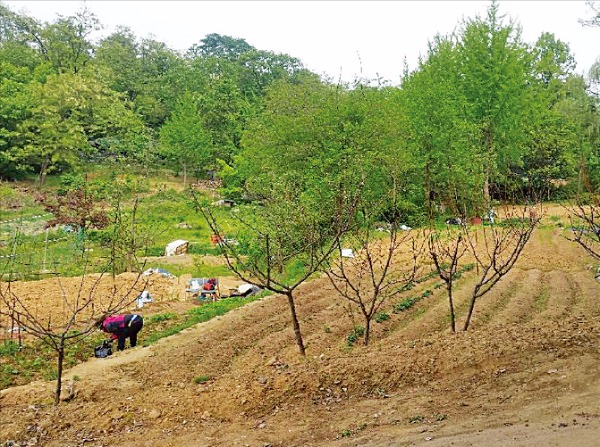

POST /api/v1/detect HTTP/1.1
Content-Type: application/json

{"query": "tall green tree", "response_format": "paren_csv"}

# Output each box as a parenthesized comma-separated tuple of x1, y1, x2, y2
(10, 70, 144, 185)
(519, 33, 580, 199)
(159, 92, 212, 187)
(402, 35, 481, 218)
(457, 1, 530, 204)
(0, 4, 99, 74)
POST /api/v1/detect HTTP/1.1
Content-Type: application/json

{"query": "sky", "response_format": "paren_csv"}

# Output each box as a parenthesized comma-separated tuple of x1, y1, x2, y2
(2, 1, 598, 85)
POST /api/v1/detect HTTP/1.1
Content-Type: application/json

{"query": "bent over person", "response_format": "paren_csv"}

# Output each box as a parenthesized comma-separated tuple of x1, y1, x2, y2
(97, 314, 144, 351)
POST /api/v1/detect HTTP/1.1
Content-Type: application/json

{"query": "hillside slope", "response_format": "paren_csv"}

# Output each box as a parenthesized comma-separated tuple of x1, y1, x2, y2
(2, 222, 600, 446)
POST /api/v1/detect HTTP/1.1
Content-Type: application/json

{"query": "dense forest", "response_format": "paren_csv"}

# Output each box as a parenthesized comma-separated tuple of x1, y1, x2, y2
(0, 1, 599, 222)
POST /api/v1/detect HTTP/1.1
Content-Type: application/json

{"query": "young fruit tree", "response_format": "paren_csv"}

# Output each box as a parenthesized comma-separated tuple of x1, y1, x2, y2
(322, 191, 426, 346)
(567, 198, 600, 260)
(428, 227, 468, 333)
(0, 199, 148, 405)
(461, 206, 540, 330)
(195, 182, 361, 356)
(429, 205, 540, 331)
(0, 259, 144, 404)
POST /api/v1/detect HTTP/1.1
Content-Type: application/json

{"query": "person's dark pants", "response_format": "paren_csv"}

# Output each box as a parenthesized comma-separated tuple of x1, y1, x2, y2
(116, 317, 144, 351)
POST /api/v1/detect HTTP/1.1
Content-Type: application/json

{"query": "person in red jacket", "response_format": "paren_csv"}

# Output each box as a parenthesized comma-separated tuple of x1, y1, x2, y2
(96, 314, 144, 351)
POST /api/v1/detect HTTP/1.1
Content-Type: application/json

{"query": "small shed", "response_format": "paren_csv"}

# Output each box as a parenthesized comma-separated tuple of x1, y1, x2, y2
(165, 239, 189, 256)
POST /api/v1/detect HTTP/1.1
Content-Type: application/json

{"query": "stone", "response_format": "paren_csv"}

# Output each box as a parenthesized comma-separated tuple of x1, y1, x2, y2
(266, 357, 278, 366)
(148, 409, 161, 419)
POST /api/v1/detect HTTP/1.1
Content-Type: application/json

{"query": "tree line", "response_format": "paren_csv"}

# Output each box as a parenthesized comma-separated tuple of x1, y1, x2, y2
(0, 2, 597, 217)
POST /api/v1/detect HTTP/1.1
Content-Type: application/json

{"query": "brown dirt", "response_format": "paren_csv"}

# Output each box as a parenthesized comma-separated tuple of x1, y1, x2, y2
(2, 205, 600, 446)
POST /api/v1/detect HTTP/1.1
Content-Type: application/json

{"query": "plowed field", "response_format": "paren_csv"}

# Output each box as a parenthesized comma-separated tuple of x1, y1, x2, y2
(2, 208, 600, 447)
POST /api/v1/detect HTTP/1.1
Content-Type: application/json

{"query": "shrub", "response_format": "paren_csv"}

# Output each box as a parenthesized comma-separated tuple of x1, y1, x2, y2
(394, 296, 420, 313)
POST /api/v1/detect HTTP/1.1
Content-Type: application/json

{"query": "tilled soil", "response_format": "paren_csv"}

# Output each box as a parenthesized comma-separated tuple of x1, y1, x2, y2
(1, 210, 600, 447)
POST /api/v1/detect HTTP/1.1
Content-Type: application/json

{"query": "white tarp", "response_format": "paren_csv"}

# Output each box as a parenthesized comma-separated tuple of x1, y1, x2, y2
(136, 290, 153, 308)
(165, 239, 188, 256)
(341, 248, 354, 258)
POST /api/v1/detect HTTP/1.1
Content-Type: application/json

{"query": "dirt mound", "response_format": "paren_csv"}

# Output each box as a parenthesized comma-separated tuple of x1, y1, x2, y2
(2, 213, 600, 446)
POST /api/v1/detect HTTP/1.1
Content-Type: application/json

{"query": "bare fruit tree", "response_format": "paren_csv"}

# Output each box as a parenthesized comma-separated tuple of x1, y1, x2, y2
(0, 197, 149, 404)
(567, 199, 600, 260)
(0, 258, 144, 404)
(323, 204, 425, 345)
(429, 205, 540, 332)
(461, 205, 540, 330)
(428, 227, 468, 333)
(196, 185, 361, 356)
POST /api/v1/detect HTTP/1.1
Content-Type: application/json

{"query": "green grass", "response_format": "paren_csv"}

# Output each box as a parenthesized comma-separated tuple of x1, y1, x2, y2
(0, 336, 104, 389)
(346, 326, 365, 347)
(193, 375, 210, 384)
(142, 295, 263, 346)
(147, 313, 176, 323)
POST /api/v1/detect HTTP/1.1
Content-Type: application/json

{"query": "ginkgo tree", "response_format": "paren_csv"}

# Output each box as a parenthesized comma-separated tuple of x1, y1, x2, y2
(159, 92, 213, 187)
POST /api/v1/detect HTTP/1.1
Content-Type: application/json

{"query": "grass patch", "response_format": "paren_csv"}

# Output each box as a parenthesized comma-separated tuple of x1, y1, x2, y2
(346, 326, 365, 347)
(0, 335, 105, 390)
(194, 375, 210, 384)
(533, 288, 550, 311)
(147, 313, 176, 323)
(142, 295, 261, 346)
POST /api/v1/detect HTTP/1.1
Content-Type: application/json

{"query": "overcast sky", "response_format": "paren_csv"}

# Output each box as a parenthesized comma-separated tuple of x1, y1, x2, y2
(2, 1, 598, 84)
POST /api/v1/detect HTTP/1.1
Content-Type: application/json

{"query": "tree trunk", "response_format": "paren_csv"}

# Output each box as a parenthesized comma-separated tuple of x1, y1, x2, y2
(285, 291, 305, 356)
(54, 344, 65, 405)
(425, 159, 433, 220)
(447, 283, 456, 333)
(363, 316, 371, 346)
(483, 175, 490, 205)
(183, 162, 188, 189)
(38, 159, 49, 189)
(483, 126, 493, 206)
(463, 293, 477, 331)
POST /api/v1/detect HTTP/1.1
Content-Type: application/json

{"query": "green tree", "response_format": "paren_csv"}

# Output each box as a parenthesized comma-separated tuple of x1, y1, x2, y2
(457, 1, 530, 204)
(11, 71, 144, 185)
(0, 62, 33, 178)
(519, 33, 580, 199)
(402, 35, 481, 219)
(93, 26, 141, 102)
(0, 3, 99, 74)
(13, 74, 87, 186)
(187, 33, 254, 60)
(159, 92, 212, 187)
